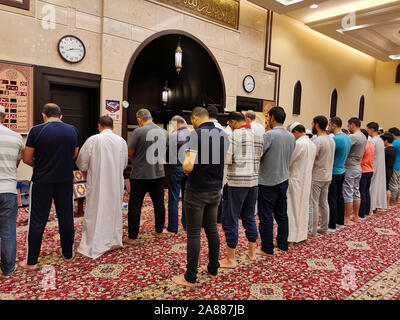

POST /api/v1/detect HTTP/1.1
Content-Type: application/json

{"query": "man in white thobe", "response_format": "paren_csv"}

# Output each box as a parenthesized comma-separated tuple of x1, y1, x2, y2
(367, 122, 387, 212)
(76, 116, 128, 259)
(287, 123, 316, 246)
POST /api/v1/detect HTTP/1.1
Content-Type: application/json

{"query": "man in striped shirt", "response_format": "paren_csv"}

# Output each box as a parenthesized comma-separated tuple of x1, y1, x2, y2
(0, 105, 24, 277)
(219, 112, 263, 269)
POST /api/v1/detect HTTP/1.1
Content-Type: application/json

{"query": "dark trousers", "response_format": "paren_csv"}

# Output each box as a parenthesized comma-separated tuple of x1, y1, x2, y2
(0, 193, 18, 276)
(359, 172, 373, 217)
(222, 186, 258, 249)
(328, 173, 345, 229)
(184, 190, 221, 284)
(217, 184, 228, 223)
(27, 181, 74, 265)
(257, 181, 289, 255)
(167, 166, 187, 233)
(128, 178, 165, 239)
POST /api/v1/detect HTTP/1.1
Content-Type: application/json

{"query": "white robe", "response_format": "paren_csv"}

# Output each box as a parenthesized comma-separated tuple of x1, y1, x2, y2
(76, 129, 128, 259)
(287, 136, 316, 243)
(369, 136, 387, 210)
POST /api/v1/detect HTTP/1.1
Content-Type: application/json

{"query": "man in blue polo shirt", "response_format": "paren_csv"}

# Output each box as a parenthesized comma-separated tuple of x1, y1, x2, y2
(328, 117, 351, 231)
(172, 107, 229, 287)
(19, 103, 79, 271)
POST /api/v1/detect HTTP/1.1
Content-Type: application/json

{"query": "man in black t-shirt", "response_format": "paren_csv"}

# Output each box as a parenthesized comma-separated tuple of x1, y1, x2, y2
(171, 107, 229, 287)
(19, 103, 79, 271)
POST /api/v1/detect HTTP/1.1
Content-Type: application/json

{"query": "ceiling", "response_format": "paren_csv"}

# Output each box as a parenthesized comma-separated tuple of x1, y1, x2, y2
(247, 0, 400, 61)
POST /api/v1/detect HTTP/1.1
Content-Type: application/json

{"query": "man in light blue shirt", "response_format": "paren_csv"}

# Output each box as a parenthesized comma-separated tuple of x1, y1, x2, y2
(327, 117, 351, 232)
(257, 107, 295, 256)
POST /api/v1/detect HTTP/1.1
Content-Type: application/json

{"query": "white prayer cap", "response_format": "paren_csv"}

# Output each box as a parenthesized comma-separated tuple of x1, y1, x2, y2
(288, 122, 301, 132)
(306, 129, 312, 135)
(0, 105, 5, 114)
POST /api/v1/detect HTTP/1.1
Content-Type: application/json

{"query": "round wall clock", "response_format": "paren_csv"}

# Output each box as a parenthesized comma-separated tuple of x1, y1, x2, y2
(58, 35, 86, 63)
(243, 75, 255, 93)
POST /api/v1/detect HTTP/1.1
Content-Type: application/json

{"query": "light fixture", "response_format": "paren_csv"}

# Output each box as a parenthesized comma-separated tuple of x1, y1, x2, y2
(275, 0, 304, 5)
(162, 80, 169, 106)
(175, 36, 183, 74)
(310, 4, 318, 9)
(389, 54, 400, 60)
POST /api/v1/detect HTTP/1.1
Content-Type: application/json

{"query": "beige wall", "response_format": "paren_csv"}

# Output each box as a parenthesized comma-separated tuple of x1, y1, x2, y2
(271, 13, 377, 129)
(372, 61, 400, 130)
(0, 0, 398, 181)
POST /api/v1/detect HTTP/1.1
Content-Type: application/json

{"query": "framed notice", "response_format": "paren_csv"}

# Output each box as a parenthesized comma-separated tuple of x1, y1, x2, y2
(0, 62, 33, 134)
(105, 100, 121, 121)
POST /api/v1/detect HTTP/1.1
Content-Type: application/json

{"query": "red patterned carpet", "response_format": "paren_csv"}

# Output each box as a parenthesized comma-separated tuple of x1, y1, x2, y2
(1, 192, 400, 300)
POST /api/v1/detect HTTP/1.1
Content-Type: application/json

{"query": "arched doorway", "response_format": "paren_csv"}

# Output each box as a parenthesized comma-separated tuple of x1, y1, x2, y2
(122, 30, 226, 139)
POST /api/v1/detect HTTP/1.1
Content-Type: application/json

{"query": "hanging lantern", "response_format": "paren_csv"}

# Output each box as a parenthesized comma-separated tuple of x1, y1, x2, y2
(162, 80, 169, 106)
(175, 36, 182, 74)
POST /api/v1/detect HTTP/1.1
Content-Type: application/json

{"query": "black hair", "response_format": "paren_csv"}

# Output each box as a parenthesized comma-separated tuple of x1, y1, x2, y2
(360, 128, 369, 140)
(313, 115, 328, 131)
(99, 115, 113, 128)
(330, 116, 342, 128)
(269, 106, 286, 124)
(292, 124, 306, 133)
(388, 127, 400, 137)
(227, 112, 245, 122)
(381, 132, 394, 144)
(348, 117, 361, 127)
(366, 122, 379, 132)
(207, 106, 218, 119)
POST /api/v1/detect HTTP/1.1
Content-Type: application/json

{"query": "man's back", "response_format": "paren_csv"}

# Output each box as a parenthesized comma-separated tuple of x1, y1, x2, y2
(0, 124, 23, 193)
(168, 126, 191, 165)
(227, 126, 263, 187)
(259, 127, 296, 186)
(332, 132, 351, 175)
(312, 135, 336, 182)
(128, 122, 168, 180)
(251, 121, 265, 137)
(26, 120, 79, 183)
(345, 131, 367, 170)
(186, 122, 228, 192)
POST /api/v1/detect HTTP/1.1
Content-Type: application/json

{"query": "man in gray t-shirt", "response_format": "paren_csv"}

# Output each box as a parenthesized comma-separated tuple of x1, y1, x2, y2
(258, 107, 295, 256)
(343, 117, 367, 225)
(125, 109, 168, 244)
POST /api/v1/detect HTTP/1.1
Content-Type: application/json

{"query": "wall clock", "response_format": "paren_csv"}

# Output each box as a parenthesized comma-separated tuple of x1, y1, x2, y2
(243, 75, 255, 93)
(58, 35, 86, 63)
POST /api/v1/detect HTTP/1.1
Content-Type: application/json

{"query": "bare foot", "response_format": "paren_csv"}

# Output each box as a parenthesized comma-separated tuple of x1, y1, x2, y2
(256, 248, 274, 257)
(18, 261, 38, 271)
(123, 237, 136, 245)
(308, 234, 318, 240)
(200, 265, 217, 279)
(317, 229, 327, 235)
(246, 251, 257, 261)
(152, 230, 167, 237)
(288, 242, 295, 248)
(171, 274, 196, 288)
(219, 258, 238, 269)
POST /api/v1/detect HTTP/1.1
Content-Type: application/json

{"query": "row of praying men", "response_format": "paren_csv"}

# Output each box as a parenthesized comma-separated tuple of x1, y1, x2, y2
(0, 103, 399, 286)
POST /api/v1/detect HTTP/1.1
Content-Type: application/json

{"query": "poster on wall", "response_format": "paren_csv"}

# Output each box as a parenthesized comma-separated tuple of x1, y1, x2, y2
(263, 100, 276, 132)
(0, 62, 33, 134)
(105, 100, 121, 121)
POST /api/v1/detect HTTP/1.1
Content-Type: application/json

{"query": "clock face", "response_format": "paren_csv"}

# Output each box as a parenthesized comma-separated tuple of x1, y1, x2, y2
(243, 75, 255, 93)
(58, 36, 86, 63)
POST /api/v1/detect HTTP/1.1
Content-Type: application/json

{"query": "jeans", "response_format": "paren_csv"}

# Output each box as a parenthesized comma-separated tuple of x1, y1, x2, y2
(222, 186, 258, 249)
(257, 181, 289, 255)
(328, 174, 345, 229)
(167, 166, 187, 233)
(0, 193, 18, 276)
(360, 172, 373, 217)
(309, 180, 331, 236)
(184, 190, 221, 284)
(128, 178, 165, 239)
(217, 184, 228, 223)
(27, 181, 74, 266)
